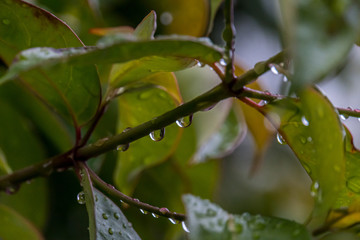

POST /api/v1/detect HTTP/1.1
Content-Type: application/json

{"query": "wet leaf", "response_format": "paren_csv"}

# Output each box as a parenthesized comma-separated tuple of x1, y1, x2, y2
(114, 79, 182, 195)
(264, 88, 345, 227)
(183, 194, 311, 240)
(80, 166, 141, 240)
(0, 0, 101, 125)
(0, 204, 43, 240)
(280, 0, 360, 91)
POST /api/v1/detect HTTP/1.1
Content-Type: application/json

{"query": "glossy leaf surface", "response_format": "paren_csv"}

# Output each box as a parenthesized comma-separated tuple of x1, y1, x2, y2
(0, 204, 43, 240)
(0, 0, 101, 125)
(183, 194, 311, 240)
(81, 166, 141, 240)
(264, 88, 345, 226)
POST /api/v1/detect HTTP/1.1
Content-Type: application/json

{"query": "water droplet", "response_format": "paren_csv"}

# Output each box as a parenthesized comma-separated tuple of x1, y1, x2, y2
(149, 128, 165, 141)
(182, 221, 190, 233)
(219, 58, 226, 66)
(2, 19, 10, 25)
(102, 213, 109, 220)
(176, 115, 193, 128)
(41, 160, 53, 176)
(77, 191, 86, 204)
(310, 181, 320, 197)
(114, 213, 120, 219)
(302, 162, 311, 174)
(160, 11, 173, 25)
(197, 61, 205, 67)
(94, 137, 108, 147)
(140, 209, 148, 215)
(116, 144, 129, 152)
(276, 133, 286, 145)
(346, 176, 360, 194)
(340, 114, 349, 120)
(108, 228, 114, 235)
(151, 213, 159, 218)
(282, 75, 288, 82)
(301, 116, 309, 126)
(269, 64, 279, 75)
(169, 218, 177, 224)
(307, 137, 313, 143)
(159, 207, 170, 214)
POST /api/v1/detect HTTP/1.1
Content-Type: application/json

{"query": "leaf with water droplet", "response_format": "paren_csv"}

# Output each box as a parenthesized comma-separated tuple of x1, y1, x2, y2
(115, 86, 182, 195)
(183, 194, 311, 240)
(79, 165, 141, 240)
(77, 191, 86, 205)
(264, 88, 345, 227)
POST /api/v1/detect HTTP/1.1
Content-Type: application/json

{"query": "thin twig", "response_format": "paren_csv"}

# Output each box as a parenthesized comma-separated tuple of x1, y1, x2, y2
(86, 164, 186, 222)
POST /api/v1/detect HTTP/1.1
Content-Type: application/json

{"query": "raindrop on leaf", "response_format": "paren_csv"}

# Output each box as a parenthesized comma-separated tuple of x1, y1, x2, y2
(301, 116, 309, 126)
(310, 181, 320, 197)
(108, 228, 113, 235)
(77, 191, 86, 204)
(346, 176, 360, 194)
(114, 213, 120, 219)
(102, 213, 109, 220)
(149, 128, 165, 141)
(276, 133, 286, 145)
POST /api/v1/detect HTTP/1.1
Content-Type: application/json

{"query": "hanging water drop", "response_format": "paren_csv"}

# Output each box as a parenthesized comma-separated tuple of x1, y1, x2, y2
(197, 61, 205, 67)
(117, 143, 129, 152)
(340, 114, 349, 120)
(152, 213, 159, 218)
(149, 128, 165, 141)
(219, 58, 226, 66)
(301, 116, 309, 126)
(276, 133, 286, 145)
(169, 218, 177, 224)
(269, 64, 279, 75)
(140, 209, 148, 215)
(5, 184, 20, 195)
(176, 115, 193, 128)
(77, 191, 86, 204)
(282, 75, 288, 82)
(182, 221, 190, 233)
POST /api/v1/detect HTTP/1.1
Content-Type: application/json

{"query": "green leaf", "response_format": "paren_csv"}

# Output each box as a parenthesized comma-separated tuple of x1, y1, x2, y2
(133, 11, 157, 40)
(0, 204, 43, 240)
(281, 0, 360, 91)
(0, 0, 101, 125)
(0, 36, 222, 85)
(114, 81, 182, 194)
(80, 165, 141, 240)
(192, 99, 246, 163)
(183, 194, 311, 240)
(264, 88, 345, 227)
(109, 56, 195, 89)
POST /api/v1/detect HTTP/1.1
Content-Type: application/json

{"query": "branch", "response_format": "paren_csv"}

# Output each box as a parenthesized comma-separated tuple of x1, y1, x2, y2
(223, 0, 236, 85)
(86, 164, 186, 222)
